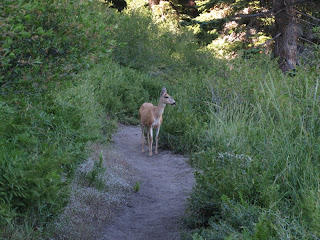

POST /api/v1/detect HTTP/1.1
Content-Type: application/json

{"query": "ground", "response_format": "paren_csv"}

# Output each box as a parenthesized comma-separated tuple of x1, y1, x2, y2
(52, 124, 195, 240)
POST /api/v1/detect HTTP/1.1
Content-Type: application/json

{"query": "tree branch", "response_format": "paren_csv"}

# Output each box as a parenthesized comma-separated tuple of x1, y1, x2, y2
(231, 9, 274, 19)
(231, 9, 283, 20)
(257, 33, 282, 47)
(289, 0, 313, 6)
(296, 10, 320, 22)
(230, 0, 314, 20)
(299, 37, 317, 45)
(298, 17, 317, 26)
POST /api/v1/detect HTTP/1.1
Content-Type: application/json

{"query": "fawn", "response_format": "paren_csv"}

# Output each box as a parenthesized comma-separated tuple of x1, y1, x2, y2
(139, 87, 176, 156)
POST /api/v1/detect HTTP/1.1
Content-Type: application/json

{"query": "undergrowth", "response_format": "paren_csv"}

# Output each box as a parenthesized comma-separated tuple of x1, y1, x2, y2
(109, 1, 320, 239)
(1, 0, 118, 238)
(1, 0, 319, 239)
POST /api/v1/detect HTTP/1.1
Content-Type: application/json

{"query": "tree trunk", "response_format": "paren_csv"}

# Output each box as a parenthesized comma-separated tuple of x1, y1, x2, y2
(273, 0, 299, 72)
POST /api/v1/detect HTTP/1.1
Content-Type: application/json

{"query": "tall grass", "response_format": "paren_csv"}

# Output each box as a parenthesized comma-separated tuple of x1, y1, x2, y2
(100, 4, 320, 237)
(1, 0, 119, 238)
(2, 0, 319, 239)
(184, 58, 320, 239)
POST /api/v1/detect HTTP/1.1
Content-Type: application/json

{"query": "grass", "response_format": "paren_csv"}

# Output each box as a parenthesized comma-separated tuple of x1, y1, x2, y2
(1, 0, 320, 239)
(107, 3, 320, 238)
(1, 0, 118, 238)
(182, 62, 320, 239)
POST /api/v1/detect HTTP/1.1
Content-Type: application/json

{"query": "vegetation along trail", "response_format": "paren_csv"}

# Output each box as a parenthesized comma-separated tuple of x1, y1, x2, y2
(97, 124, 195, 240)
(2, 0, 320, 239)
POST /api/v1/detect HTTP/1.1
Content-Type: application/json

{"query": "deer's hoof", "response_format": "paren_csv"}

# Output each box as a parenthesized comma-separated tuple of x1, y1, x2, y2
(142, 149, 145, 153)
(149, 153, 153, 157)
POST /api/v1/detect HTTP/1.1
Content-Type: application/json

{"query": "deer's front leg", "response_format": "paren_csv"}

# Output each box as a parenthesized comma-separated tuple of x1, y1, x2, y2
(155, 126, 160, 154)
(148, 127, 153, 157)
(141, 125, 145, 153)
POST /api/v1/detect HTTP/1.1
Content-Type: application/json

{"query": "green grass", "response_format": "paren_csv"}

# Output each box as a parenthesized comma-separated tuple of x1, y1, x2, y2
(1, 0, 118, 238)
(182, 61, 320, 239)
(1, 0, 320, 239)
(107, 3, 320, 238)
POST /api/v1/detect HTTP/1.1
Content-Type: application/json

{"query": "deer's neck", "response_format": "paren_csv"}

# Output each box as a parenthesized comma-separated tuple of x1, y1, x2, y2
(154, 100, 166, 118)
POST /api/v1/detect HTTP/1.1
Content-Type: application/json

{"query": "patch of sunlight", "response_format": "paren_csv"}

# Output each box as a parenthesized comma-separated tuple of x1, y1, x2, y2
(126, 0, 146, 9)
(195, 3, 232, 22)
(171, 52, 184, 61)
(254, 35, 271, 47)
(205, 38, 237, 60)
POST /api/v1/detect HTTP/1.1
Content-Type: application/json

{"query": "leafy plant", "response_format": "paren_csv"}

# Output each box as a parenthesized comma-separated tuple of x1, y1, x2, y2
(86, 153, 107, 191)
(133, 181, 140, 193)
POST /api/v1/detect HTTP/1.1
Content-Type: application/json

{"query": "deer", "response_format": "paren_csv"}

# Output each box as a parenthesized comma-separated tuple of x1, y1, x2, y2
(139, 87, 176, 157)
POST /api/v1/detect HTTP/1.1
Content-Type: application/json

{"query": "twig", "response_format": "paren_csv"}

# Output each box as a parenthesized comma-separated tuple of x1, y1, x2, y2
(298, 17, 317, 26)
(231, 9, 283, 20)
(231, 9, 274, 19)
(273, 9, 284, 16)
(257, 33, 282, 47)
(296, 10, 320, 22)
(299, 37, 317, 45)
(288, 0, 313, 6)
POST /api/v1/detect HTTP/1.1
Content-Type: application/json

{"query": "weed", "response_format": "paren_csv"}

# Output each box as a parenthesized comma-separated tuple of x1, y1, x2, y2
(86, 154, 107, 191)
(133, 181, 140, 193)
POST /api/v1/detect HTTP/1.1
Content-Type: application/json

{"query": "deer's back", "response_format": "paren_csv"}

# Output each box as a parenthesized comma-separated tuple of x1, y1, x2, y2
(139, 103, 158, 127)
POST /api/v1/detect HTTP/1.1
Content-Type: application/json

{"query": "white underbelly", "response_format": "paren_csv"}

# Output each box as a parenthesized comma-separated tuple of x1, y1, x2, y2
(152, 118, 160, 128)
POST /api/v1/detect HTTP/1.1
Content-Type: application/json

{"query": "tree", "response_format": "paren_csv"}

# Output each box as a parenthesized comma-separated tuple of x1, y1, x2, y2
(230, 0, 319, 72)
(146, 0, 319, 72)
(273, 0, 299, 72)
(184, 0, 319, 72)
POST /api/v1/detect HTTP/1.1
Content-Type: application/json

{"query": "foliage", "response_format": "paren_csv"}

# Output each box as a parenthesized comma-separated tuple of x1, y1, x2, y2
(1, 0, 320, 239)
(182, 56, 320, 239)
(85, 153, 107, 191)
(104, 3, 320, 238)
(111, 4, 209, 79)
(182, 0, 320, 62)
(133, 181, 140, 193)
(1, 0, 116, 91)
(1, 0, 118, 238)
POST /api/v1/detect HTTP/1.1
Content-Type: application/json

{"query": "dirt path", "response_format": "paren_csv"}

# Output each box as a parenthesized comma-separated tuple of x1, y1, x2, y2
(97, 125, 195, 240)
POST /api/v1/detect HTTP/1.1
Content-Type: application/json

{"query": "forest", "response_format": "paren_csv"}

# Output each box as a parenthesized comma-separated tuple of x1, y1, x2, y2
(1, 0, 320, 239)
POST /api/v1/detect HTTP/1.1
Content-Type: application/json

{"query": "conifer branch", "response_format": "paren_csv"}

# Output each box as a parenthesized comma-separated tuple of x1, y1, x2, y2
(257, 33, 282, 47)
(296, 10, 320, 22)
(231, 9, 283, 20)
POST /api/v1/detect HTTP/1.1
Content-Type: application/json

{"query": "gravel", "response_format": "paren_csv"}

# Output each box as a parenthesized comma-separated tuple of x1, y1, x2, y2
(51, 124, 195, 240)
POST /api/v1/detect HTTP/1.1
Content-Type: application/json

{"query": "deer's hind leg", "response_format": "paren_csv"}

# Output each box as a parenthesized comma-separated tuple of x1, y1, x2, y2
(148, 127, 153, 157)
(155, 126, 160, 155)
(141, 125, 145, 153)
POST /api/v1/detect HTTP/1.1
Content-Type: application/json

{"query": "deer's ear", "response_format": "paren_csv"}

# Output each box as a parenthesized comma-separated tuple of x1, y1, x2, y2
(160, 87, 167, 96)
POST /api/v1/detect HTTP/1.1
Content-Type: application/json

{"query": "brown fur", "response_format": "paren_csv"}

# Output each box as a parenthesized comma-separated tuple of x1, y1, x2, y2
(139, 88, 176, 156)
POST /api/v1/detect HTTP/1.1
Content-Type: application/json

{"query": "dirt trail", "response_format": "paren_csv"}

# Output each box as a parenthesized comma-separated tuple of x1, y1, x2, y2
(97, 125, 195, 240)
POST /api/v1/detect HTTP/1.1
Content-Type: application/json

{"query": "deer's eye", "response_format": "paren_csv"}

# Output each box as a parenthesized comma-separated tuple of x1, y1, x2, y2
(165, 96, 169, 98)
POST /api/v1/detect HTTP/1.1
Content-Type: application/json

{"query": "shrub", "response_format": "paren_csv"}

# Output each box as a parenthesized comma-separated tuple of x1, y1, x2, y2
(1, 0, 118, 238)
(183, 55, 320, 239)
(1, 0, 116, 91)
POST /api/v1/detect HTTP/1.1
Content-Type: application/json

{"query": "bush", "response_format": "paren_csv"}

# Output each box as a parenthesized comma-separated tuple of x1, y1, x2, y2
(1, 0, 116, 91)
(183, 55, 320, 239)
(1, 0, 118, 238)
(111, 1, 210, 81)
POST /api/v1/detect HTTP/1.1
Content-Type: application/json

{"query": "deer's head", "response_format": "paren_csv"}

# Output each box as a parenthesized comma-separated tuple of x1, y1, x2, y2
(160, 87, 176, 106)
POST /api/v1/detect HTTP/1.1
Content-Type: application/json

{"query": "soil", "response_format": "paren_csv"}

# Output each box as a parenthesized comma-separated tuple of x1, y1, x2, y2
(98, 125, 195, 240)
(52, 124, 195, 240)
